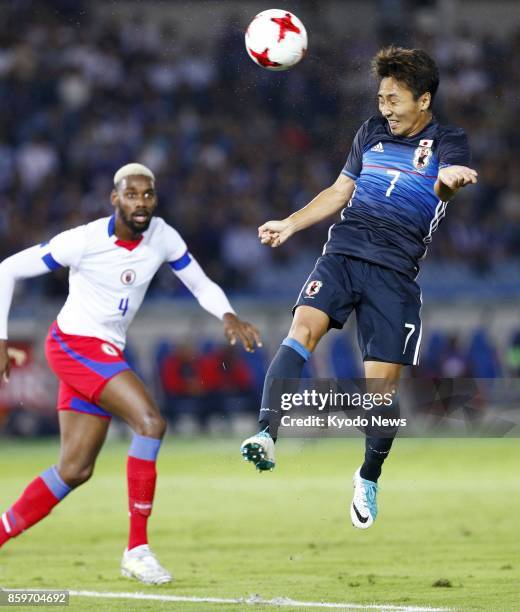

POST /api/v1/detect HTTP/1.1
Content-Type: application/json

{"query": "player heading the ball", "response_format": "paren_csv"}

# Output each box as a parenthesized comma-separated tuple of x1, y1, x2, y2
(240, 45, 477, 530)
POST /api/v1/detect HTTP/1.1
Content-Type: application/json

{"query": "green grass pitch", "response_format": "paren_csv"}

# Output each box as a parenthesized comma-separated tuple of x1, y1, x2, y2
(0, 436, 519, 611)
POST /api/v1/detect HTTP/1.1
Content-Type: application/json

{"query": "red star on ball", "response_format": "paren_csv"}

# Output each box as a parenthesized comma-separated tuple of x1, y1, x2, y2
(248, 48, 281, 68)
(271, 13, 301, 42)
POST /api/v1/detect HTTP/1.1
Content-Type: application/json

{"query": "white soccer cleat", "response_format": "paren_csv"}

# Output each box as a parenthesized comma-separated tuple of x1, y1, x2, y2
(240, 431, 275, 471)
(121, 544, 172, 585)
(350, 467, 378, 529)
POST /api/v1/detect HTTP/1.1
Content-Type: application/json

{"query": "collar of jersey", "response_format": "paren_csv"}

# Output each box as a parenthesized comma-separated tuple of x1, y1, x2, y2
(108, 214, 144, 252)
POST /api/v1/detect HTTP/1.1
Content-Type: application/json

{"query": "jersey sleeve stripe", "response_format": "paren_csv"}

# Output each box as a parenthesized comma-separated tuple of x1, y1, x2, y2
(41, 252, 63, 271)
(107, 214, 116, 236)
(169, 251, 191, 271)
(341, 169, 358, 180)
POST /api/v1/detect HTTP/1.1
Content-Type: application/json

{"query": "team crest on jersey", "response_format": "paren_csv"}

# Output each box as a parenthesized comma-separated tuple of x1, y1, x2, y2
(121, 269, 136, 285)
(305, 280, 323, 298)
(413, 139, 433, 171)
(101, 343, 119, 357)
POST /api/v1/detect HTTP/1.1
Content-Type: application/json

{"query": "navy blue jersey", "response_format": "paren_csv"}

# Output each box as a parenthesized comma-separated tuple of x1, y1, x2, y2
(324, 115, 470, 278)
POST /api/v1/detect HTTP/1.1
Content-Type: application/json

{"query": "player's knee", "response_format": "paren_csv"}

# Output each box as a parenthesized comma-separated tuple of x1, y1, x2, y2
(58, 463, 94, 489)
(288, 321, 321, 352)
(364, 362, 401, 393)
(135, 411, 167, 439)
(366, 375, 399, 398)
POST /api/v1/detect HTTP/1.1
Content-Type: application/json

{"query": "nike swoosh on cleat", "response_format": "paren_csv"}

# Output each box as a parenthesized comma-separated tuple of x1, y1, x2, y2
(352, 503, 369, 524)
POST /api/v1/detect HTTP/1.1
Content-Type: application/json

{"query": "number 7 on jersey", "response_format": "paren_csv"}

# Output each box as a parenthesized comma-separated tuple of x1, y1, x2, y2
(385, 170, 401, 197)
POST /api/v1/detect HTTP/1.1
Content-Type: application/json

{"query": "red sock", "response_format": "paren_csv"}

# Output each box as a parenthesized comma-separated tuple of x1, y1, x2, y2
(127, 456, 157, 550)
(0, 467, 70, 547)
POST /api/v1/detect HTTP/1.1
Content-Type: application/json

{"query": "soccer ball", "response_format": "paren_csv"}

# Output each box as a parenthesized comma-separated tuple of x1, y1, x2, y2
(245, 9, 307, 71)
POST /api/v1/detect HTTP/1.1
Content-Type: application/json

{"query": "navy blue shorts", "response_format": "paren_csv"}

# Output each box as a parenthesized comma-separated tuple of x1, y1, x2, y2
(294, 254, 422, 365)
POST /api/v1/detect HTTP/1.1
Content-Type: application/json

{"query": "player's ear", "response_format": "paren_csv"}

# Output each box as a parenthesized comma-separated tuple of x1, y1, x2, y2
(420, 92, 431, 111)
(110, 189, 119, 208)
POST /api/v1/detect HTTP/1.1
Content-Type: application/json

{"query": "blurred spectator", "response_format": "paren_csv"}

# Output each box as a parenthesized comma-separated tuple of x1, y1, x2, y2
(159, 341, 255, 431)
(506, 330, 520, 377)
(467, 329, 501, 378)
(160, 342, 202, 397)
(420, 330, 448, 376)
(160, 342, 206, 429)
(438, 335, 469, 378)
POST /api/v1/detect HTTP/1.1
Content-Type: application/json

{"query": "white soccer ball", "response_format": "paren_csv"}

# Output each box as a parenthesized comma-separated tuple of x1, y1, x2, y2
(245, 9, 308, 71)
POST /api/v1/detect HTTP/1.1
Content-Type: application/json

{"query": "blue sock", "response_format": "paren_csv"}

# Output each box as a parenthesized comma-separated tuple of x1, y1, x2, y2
(258, 338, 310, 440)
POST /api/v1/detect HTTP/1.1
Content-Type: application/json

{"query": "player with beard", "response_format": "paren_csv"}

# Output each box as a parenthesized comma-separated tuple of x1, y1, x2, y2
(0, 163, 261, 584)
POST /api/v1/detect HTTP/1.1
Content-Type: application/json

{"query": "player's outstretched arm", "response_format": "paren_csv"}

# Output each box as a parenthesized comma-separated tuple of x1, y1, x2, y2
(434, 165, 478, 201)
(0, 245, 53, 382)
(259, 173, 355, 247)
(171, 257, 262, 352)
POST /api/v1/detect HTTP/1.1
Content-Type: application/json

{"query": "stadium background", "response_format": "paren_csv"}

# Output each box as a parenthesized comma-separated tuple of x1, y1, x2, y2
(0, 1, 519, 610)
(0, 0, 518, 434)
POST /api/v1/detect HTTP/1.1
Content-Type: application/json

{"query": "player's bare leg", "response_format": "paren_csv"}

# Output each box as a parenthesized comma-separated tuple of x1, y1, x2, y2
(98, 370, 171, 584)
(241, 306, 329, 470)
(99, 370, 167, 439)
(57, 411, 110, 487)
(0, 411, 108, 548)
(287, 305, 330, 353)
(351, 360, 402, 529)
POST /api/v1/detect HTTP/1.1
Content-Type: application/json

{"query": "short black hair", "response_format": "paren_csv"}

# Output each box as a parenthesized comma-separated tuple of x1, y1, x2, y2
(372, 46, 439, 103)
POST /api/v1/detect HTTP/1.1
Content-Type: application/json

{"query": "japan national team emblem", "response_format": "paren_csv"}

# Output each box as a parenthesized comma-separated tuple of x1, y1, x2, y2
(305, 280, 323, 297)
(121, 269, 136, 285)
(413, 138, 433, 171)
(101, 342, 119, 357)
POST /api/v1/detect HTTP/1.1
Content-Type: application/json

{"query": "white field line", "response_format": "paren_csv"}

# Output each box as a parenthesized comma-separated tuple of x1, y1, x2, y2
(69, 590, 450, 611)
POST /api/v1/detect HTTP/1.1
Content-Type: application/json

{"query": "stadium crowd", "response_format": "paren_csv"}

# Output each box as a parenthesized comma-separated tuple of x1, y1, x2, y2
(0, 4, 519, 298)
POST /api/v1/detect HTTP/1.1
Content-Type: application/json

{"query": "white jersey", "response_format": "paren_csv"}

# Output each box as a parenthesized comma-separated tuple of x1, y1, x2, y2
(0, 215, 235, 345)
(42, 216, 188, 349)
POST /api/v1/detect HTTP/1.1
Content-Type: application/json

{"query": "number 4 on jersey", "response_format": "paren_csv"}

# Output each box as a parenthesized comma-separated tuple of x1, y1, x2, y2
(119, 298, 129, 317)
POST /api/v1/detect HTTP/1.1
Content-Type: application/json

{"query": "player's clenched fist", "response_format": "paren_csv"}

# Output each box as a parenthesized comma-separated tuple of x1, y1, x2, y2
(258, 219, 294, 248)
(438, 165, 478, 190)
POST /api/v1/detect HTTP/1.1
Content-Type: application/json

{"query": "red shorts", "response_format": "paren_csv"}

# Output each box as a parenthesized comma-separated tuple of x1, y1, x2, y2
(45, 322, 131, 419)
